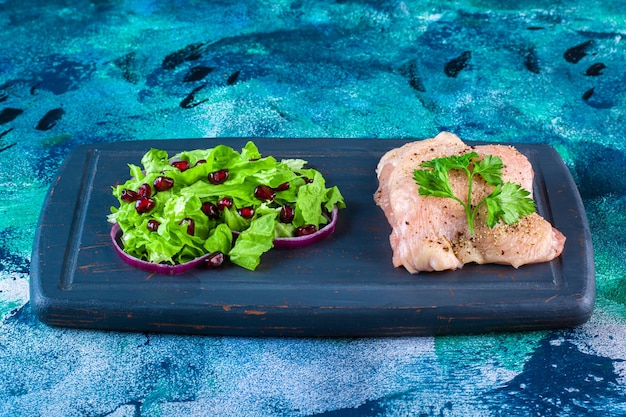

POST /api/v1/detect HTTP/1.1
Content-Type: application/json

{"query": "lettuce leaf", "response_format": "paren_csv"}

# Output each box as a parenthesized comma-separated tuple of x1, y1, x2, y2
(204, 224, 233, 254)
(228, 212, 277, 271)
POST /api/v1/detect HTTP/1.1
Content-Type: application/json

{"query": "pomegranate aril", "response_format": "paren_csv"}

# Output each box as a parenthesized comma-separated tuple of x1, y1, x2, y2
(296, 224, 317, 236)
(208, 169, 229, 184)
(280, 205, 295, 223)
(147, 219, 160, 232)
(153, 176, 174, 191)
(135, 197, 155, 214)
(180, 218, 195, 235)
(238, 206, 255, 219)
(254, 184, 276, 201)
(201, 201, 220, 219)
(274, 182, 290, 192)
(205, 252, 225, 269)
(195, 159, 206, 166)
(295, 173, 313, 184)
(121, 189, 139, 202)
(171, 160, 190, 171)
(137, 183, 152, 198)
(217, 196, 233, 211)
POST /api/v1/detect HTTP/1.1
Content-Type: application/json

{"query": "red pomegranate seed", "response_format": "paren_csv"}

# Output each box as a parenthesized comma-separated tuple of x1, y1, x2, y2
(254, 184, 276, 201)
(180, 218, 195, 235)
(137, 183, 152, 198)
(153, 176, 174, 191)
(205, 252, 225, 269)
(280, 205, 295, 223)
(274, 182, 290, 192)
(217, 196, 233, 211)
(296, 224, 317, 236)
(201, 201, 220, 219)
(121, 189, 139, 202)
(147, 219, 160, 232)
(135, 197, 155, 214)
(208, 169, 229, 184)
(295, 173, 313, 184)
(238, 206, 255, 219)
(195, 159, 206, 166)
(171, 160, 190, 171)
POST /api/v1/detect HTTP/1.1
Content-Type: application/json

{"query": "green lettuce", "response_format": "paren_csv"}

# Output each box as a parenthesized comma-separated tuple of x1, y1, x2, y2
(108, 141, 345, 271)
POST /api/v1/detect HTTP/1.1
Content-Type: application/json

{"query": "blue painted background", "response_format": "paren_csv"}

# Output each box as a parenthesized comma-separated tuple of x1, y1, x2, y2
(1, 1, 625, 415)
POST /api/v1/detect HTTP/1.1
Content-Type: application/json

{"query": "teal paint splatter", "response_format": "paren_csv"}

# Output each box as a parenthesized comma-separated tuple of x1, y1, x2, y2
(0, 0, 625, 415)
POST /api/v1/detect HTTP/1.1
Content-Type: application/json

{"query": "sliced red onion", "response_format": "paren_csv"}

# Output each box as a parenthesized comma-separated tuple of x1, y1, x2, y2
(273, 205, 339, 249)
(231, 205, 338, 249)
(110, 206, 338, 274)
(110, 223, 210, 275)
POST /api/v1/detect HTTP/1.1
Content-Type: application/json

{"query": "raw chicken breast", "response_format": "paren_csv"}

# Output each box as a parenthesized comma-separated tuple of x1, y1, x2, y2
(374, 132, 565, 274)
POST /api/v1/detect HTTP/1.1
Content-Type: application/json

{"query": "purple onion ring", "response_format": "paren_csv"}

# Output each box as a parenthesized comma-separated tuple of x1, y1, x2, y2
(110, 223, 211, 275)
(110, 206, 338, 274)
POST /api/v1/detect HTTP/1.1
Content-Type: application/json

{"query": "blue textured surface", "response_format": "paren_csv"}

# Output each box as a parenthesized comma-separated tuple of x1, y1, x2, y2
(1, 1, 625, 415)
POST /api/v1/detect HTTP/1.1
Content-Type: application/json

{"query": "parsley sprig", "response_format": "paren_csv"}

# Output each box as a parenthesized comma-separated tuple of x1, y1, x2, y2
(413, 152, 536, 235)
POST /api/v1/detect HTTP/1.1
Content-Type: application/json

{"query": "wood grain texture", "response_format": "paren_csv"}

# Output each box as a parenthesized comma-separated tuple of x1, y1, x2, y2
(29, 138, 594, 336)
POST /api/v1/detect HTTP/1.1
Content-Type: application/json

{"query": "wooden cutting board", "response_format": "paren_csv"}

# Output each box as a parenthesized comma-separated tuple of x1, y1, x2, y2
(30, 138, 595, 337)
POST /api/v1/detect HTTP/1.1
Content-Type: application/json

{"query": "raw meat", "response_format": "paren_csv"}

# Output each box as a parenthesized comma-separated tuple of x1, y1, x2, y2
(374, 132, 566, 274)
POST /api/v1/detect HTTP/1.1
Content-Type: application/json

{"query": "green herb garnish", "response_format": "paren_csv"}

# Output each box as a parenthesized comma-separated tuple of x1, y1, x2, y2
(412, 151, 536, 235)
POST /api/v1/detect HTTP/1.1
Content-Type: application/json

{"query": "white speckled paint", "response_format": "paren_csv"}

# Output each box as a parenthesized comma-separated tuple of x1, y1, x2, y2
(1, 0, 625, 415)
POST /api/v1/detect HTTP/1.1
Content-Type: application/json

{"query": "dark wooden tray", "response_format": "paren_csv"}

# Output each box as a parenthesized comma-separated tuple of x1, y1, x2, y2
(30, 138, 595, 337)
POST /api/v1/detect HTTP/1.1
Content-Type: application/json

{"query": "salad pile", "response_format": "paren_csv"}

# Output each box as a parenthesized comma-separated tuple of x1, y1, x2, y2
(108, 141, 345, 271)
